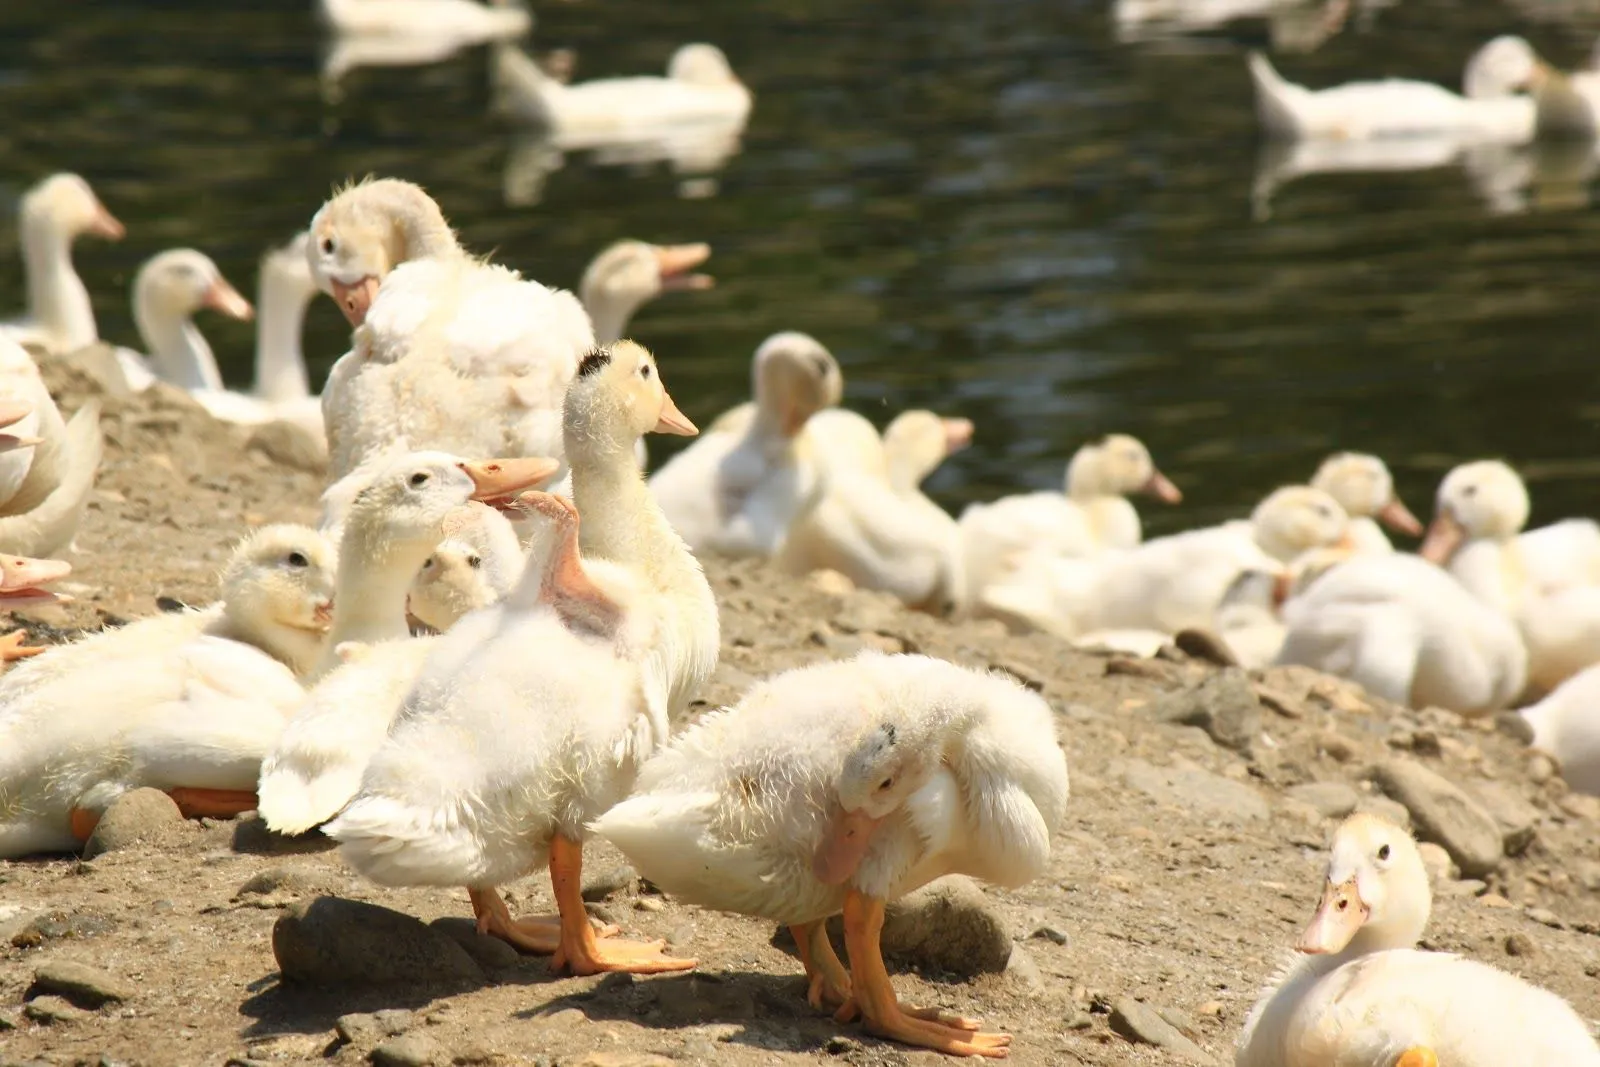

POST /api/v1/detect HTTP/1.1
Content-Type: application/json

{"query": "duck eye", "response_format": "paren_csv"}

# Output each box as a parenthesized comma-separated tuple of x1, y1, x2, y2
(321, 236, 336, 255)
(421, 557, 435, 569)
(467, 555, 483, 569)
(286, 551, 309, 568)
(1462, 485, 1478, 498)
(876, 777, 894, 792)
(409, 471, 430, 488)
(640, 364, 653, 380)
(1377, 844, 1391, 861)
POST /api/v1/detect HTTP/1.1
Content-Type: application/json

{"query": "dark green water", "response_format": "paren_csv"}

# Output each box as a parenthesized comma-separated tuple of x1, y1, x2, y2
(1, 0, 1598, 533)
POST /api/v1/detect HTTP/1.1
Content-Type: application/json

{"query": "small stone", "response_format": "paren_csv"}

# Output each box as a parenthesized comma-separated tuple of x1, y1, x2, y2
(429, 918, 521, 972)
(1144, 669, 1260, 754)
(235, 867, 312, 899)
(29, 960, 135, 1007)
(807, 570, 856, 598)
(1066, 1011, 1095, 1030)
(24, 995, 89, 1025)
(1157, 1006, 1200, 1036)
(1172, 628, 1239, 667)
(1373, 760, 1503, 877)
(338, 1009, 414, 1045)
(990, 659, 1045, 692)
(1529, 754, 1557, 785)
(370, 1034, 448, 1067)
(1109, 998, 1217, 1065)
(272, 897, 483, 987)
(1120, 759, 1270, 823)
(1030, 924, 1068, 945)
(1479, 892, 1513, 908)
(82, 788, 185, 859)
(1317, 732, 1358, 763)
(1285, 782, 1360, 820)
(1416, 842, 1456, 885)
(633, 898, 664, 913)
(825, 876, 1012, 975)
(1004, 944, 1046, 995)
(1527, 907, 1565, 930)
(825, 1035, 862, 1054)
(1469, 780, 1540, 857)
(0, 1007, 19, 1031)
(1197, 1000, 1224, 1017)
(581, 864, 638, 902)
(1505, 932, 1537, 957)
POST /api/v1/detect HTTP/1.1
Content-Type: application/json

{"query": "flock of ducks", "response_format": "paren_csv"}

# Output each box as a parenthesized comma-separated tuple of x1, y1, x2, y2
(0, 166, 1591, 1061)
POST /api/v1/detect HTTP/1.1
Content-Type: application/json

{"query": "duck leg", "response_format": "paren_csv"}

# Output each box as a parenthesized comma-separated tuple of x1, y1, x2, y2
(165, 787, 259, 819)
(547, 834, 696, 976)
(790, 920, 852, 1011)
(837, 889, 1010, 1058)
(468, 886, 619, 955)
(1395, 1050, 1438, 1067)
(69, 807, 100, 842)
(0, 630, 45, 663)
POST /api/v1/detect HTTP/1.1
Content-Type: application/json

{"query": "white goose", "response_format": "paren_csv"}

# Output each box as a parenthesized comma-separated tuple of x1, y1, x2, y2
(255, 451, 556, 836)
(594, 651, 1069, 1058)
(649, 331, 842, 558)
(0, 525, 336, 858)
(118, 248, 255, 396)
(307, 178, 595, 480)
(580, 239, 713, 345)
(0, 173, 124, 354)
(1236, 813, 1600, 1065)
(327, 342, 710, 971)
(1249, 36, 1543, 142)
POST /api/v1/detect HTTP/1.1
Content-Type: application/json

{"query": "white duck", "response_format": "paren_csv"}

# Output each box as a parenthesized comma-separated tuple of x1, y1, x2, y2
(255, 451, 556, 836)
(1519, 664, 1600, 795)
(494, 43, 752, 142)
(0, 525, 336, 858)
(1309, 451, 1422, 553)
(0, 173, 124, 354)
(649, 331, 842, 558)
(580, 239, 714, 345)
(594, 651, 1069, 1058)
(778, 405, 970, 614)
(317, 0, 530, 41)
(329, 345, 708, 964)
(1248, 35, 1543, 142)
(1275, 553, 1527, 714)
(306, 178, 595, 480)
(958, 433, 1181, 608)
(119, 248, 255, 396)
(1420, 459, 1600, 693)
(1235, 812, 1600, 1066)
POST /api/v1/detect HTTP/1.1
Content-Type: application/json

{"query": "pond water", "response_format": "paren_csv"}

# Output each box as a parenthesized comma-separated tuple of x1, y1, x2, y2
(1, 0, 1598, 534)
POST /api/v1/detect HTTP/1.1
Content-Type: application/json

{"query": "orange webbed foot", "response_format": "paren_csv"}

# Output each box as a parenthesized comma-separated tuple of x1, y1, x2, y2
(547, 834, 695, 976)
(0, 629, 46, 663)
(1396, 1050, 1439, 1067)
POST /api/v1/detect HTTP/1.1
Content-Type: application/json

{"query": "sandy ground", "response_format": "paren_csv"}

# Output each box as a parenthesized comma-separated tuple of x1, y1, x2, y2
(2, 367, 1599, 1067)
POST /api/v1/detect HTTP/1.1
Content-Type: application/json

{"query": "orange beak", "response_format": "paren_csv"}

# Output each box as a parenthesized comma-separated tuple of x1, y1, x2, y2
(654, 391, 699, 437)
(87, 201, 125, 241)
(1296, 877, 1368, 955)
(653, 243, 715, 291)
(0, 555, 71, 605)
(1143, 470, 1183, 504)
(203, 279, 254, 322)
(1377, 497, 1424, 537)
(1419, 511, 1465, 565)
(312, 600, 334, 631)
(459, 456, 561, 505)
(941, 417, 975, 456)
(330, 276, 381, 328)
(811, 806, 885, 886)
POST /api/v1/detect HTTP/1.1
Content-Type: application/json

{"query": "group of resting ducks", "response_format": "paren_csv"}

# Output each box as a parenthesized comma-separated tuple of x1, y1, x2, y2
(0, 174, 1593, 1062)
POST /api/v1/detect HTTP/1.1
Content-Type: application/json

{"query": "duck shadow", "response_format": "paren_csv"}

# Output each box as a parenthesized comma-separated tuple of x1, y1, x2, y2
(236, 973, 473, 1039)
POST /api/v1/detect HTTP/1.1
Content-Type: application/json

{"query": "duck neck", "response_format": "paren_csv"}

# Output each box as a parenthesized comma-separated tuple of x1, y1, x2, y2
(211, 605, 325, 679)
(254, 272, 312, 403)
(314, 522, 434, 676)
(571, 429, 692, 596)
(581, 288, 640, 347)
(21, 216, 96, 351)
(136, 302, 224, 393)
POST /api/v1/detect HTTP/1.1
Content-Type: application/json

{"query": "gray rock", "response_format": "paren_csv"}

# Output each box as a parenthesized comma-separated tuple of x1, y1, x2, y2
(23, 995, 89, 1025)
(82, 788, 185, 859)
(1109, 998, 1216, 1065)
(0, 1007, 18, 1031)
(1004, 944, 1046, 995)
(29, 960, 135, 1007)
(1505, 932, 1537, 957)
(825, 876, 1011, 976)
(428, 917, 521, 972)
(9, 910, 116, 948)
(369, 1034, 447, 1067)
(581, 864, 638, 902)
(1527, 907, 1565, 930)
(1285, 782, 1360, 820)
(1120, 759, 1270, 824)
(1172, 629, 1239, 668)
(1374, 760, 1503, 877)
(1469, 780, 1540, 857)
(1416, 842, 1455, 885)
(1030, 924, 1069, 945)
(1144, 669, 1259, 754)
(337, 1009, 414, 1045)
(272, 897, 483, 988)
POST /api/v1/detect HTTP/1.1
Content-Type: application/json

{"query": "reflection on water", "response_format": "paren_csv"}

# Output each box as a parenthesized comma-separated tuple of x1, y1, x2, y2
(0, 0, 1598, 537)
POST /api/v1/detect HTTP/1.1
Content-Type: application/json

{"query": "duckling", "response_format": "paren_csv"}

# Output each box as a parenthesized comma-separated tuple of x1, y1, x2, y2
(649, 331, 841, 557)
(1236, 812, 1600, 1065)
(255, 451, 556, 835)
(0, 174, 124, 354)
(0, 525, 336, 857)
(407, 501, 525, 632)
(594, 651, 1069, 1058)
(1520, 663, 1600, 795)
(1310, 451, 1422, 553)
